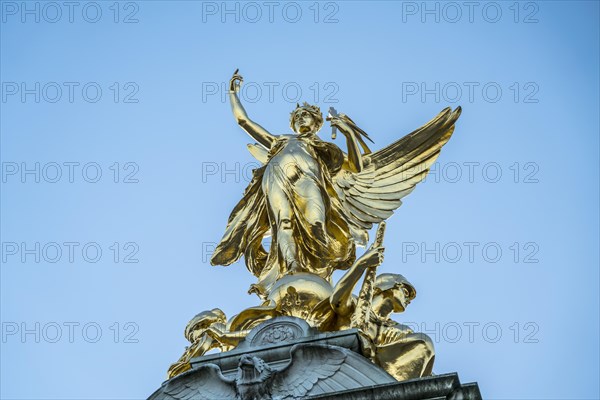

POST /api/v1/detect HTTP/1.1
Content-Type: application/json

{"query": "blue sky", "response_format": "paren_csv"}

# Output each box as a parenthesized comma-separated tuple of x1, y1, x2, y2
(1, 1, 599, 399)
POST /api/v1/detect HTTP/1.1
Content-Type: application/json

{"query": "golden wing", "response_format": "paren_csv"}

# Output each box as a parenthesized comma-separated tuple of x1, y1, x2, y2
(334, 106, 461, 237)
(247, 143, 269, 164)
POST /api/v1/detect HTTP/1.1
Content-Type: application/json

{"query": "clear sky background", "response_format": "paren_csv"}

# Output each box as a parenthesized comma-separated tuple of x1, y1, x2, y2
(1, 1, 599, 399)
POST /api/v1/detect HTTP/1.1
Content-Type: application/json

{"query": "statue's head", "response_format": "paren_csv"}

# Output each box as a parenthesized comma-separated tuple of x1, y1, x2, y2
(184, 308, 227, 342)
(290, 102, 323, 135)
(373, 273, 416, 314)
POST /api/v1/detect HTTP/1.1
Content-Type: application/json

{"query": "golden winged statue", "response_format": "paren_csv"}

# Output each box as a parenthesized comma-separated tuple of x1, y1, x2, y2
(210, 70, 461, 298)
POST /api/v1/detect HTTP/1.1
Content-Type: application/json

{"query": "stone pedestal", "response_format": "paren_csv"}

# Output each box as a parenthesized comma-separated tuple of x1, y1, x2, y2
(148, 317, 482, 400)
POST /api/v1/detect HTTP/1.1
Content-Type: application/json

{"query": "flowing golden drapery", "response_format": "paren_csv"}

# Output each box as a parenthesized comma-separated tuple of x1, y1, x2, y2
(211, 134, 356, 297)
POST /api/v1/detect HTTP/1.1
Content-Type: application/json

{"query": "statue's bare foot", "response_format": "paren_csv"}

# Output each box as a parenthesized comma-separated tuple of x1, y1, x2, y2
(287, 260, 301, 275)
(248, 284, 263, 297)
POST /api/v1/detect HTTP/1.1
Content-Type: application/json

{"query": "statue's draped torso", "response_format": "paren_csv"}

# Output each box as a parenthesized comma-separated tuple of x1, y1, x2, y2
(211, 134, 355, 297)
(264, 135, 323, 186)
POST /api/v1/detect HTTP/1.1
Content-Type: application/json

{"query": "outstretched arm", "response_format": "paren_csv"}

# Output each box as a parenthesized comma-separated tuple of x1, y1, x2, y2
(331, 223, 386, 318)
(229, 70, 275, 149)
(205, 326, 251, 347)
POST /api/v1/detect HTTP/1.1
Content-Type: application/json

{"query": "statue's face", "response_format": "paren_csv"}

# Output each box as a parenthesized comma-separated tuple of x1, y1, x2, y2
(376, 284, 411, 314)
(389, 284, 411, 313)
(293, 109, 317, 134)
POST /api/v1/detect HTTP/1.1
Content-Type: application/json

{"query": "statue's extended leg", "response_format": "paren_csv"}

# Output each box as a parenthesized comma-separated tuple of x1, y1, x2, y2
(277, 217, 300, 274)
(295, 178, 329, 247)
(266, 182, 300, 275)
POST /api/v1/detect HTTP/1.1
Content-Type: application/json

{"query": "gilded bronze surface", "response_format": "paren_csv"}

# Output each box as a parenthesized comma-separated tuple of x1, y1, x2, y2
(168, 69, 461, 381)
(167, 309, 231, 378)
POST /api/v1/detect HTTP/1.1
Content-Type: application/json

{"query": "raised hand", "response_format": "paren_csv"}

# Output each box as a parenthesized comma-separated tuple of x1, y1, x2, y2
(328, 114, 353, 136)
(357, 221, 386, 269)
(229, 68, 243, 93)
(357, 245, 385, 270)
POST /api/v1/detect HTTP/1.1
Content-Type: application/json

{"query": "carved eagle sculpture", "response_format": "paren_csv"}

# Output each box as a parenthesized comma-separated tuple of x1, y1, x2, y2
(153, 344, 349, 400)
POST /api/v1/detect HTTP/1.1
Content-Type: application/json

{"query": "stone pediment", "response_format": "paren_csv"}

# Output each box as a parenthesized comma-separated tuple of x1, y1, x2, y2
(148, 317, 481, 400)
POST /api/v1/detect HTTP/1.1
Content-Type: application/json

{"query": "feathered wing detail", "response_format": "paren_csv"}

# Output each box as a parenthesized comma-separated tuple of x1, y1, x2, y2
(334, 107, 462, 236)
(247, 143, 269, 164)
(271, 345, 346, 399)
(156, 365, 236, 400)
